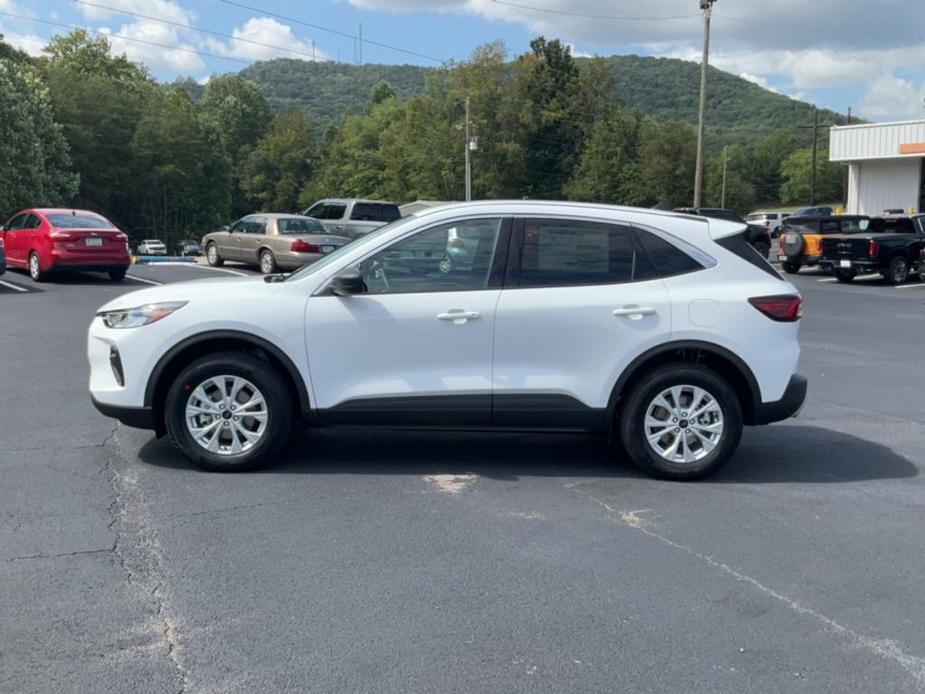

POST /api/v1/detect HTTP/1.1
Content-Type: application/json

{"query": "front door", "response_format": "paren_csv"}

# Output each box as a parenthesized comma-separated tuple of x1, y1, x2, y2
(305, 217, 510, 426)
(492, 217, 671, 427)
(3, 213, 29, 265)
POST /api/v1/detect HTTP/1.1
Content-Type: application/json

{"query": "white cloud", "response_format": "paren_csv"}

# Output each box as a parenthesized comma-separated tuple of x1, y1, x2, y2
(202, 17, 327, 62)
(77, 0, 195, 25)
(859, 74, 925, 122)
(102, 20, 205, 73)
(0, 29, 46, 55)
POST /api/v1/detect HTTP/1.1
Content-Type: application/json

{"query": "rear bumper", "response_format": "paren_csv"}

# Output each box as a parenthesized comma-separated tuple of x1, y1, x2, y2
(91, 396, 155, 430)
(752, 374, 807, 425)
(818, 259, 878, 271)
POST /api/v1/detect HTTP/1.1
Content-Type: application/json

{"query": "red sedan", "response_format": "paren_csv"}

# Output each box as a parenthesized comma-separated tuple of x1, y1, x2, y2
(1, 208, 131, 282)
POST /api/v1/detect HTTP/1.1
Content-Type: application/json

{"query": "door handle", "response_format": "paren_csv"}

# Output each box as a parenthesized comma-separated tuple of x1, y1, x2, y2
(437, 310, 481, 324)
(613, 306, 656, 320)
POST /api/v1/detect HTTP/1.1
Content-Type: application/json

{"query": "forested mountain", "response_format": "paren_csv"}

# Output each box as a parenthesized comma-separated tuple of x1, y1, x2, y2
(238, 54, 848, 149)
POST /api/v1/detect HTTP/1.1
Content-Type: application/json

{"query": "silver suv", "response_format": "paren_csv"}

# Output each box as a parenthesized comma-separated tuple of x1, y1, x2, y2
(302, 199, 401, 240)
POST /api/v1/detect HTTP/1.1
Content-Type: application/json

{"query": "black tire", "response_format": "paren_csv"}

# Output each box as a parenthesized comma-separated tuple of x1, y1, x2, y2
(28, 251, 47, 282)
(618, 365, 743, 481)
(259, 249, 277, 275)
(164, 351, 293, 472)
(835, 269, 855, 283)
(781, 260, 801, 274)
(109, 269, 127, 282)
(206, 243, 224, 267)
(884, 256, 909, 285)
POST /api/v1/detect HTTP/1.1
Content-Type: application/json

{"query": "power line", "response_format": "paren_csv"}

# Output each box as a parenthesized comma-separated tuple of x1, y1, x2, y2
(219, 0, 447, 64)
(0, 11, 253, 67)
(71, 0, 331, 63)
(492, 0, 699, 22)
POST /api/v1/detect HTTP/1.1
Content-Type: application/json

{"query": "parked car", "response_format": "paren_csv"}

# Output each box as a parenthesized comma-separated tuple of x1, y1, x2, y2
(137, 239, 167, 255)
(790, 206, 834, 217)
(176, 239, 202, 257)
(202, 214, 351, 274)
(673, 208, 772, 257)
(0, 235, 6, 276)
(819, 214, 925, 284)
(746, 211, 789, 238)
(89, 201, 806, 481)
(302, 198, 401, 240)
(777, 214, 870, 274)
(1, 208, 130, 282)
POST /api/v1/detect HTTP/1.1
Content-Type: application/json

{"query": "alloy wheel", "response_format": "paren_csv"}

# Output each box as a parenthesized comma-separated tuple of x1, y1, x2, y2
(643, 385, 724, 464)
(185, 375, 268, 456)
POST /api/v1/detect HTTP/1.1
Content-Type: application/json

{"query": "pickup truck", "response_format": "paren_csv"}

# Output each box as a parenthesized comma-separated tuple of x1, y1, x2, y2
(819, 214, 925, 284)
(302, 198, 401, 241)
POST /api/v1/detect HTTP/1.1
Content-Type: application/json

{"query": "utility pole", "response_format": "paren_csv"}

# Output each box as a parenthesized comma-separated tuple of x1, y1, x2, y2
(720, 145, 728, 208)
(810, 107, 818, 205)
(693, 0, 716, 208)
(358, 23, 363, 65)
(464, 97, 472, 201)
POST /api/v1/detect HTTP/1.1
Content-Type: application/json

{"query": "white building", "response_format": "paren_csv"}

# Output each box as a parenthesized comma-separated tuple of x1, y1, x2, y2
(829, 119, 925, 215)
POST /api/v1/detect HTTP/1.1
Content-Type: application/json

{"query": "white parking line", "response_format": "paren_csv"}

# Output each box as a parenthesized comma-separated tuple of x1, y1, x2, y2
(186, 264, 250, 277)
(895, 283, 925, 290)
(125, 274, 164, 286)
(817, 273, 881, 283)
(0, 279, 28, 292)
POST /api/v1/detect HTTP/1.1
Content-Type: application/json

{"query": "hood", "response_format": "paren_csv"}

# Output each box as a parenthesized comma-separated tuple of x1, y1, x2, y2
(96, 275, 266, 313)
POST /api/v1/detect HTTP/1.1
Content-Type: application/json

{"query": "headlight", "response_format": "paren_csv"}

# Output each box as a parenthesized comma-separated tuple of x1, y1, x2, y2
(98, 301, 187, 329)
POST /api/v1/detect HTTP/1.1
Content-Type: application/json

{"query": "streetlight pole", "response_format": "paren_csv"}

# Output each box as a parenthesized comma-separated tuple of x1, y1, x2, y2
(464, 96, 472, 202)
(693, 0, 715, 208)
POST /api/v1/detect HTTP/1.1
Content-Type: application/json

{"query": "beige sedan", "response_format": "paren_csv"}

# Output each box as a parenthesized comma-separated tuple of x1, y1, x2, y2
(202, 213, 352, 274)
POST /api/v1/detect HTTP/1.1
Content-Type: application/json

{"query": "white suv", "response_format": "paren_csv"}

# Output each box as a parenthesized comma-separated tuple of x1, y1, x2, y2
(88, 202, 806, 480)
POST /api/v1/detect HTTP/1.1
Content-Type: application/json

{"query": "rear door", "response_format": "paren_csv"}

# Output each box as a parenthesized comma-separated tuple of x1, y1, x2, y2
(492, 217, 671, 426)
(3, 213, 29, 264)
(238, 216, 268, 265)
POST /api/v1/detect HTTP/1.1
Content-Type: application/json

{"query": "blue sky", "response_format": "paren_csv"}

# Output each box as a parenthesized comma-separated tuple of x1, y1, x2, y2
(2, 0, 924, 122)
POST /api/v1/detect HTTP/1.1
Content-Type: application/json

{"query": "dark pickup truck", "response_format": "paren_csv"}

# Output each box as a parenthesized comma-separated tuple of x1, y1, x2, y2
(820, 215, 925, 284)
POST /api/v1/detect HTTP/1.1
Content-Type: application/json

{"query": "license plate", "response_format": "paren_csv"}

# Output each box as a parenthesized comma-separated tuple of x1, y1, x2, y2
(85, 237, 103, 247)
(321, 245, 334, 253)
(778, 254, 787, 261)
(840, 260, 852, 268)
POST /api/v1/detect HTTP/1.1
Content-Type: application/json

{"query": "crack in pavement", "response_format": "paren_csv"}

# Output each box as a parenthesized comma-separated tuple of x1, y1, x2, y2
(6, 547, 112, 563)
(103, 424, 190, 694)
(571, 483, 925, 691)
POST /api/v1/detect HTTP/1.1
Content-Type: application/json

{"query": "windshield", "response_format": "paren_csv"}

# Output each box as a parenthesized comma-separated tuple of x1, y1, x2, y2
(285, 215, 418, 281)
(278, 217, 325, 234)
(48, 213, 113, 229)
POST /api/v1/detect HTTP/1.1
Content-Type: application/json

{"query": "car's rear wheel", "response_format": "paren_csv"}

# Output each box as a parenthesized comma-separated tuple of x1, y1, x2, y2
(618, 365, 743, 481)
(28, 252, 47, 282)
(781, 260, 801, 274)
(206, 243, 224, 267)
(259, 249, 277, 275)
(109, 269, 126, 282)
(884, 256, 909, 285)
(164, 352, 292, 472)
(835, 269, 855, 283)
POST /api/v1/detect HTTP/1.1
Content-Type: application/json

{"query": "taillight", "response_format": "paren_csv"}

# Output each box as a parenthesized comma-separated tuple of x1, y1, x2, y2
(748, 295, 802, 322)
(291, 239, 320, 253)
(50, 231, 79, 242)
(0, 236, 4, 249)
(869, 240, 879, 257)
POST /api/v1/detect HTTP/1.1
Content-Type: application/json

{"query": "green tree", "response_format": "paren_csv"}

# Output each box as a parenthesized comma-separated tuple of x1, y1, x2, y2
(564, 107, 644, 204)
(745, 130, 800, 204)
(779, 147, 843, 204)
(622, 120, 697, 208)
(704, 145, 756, 214)
(369, 80, 397, 106)
(131, 88, 230, 245)
(201, 75, 273, 216)
(241, 111, 317, 212)
(0, 59, 78, 219)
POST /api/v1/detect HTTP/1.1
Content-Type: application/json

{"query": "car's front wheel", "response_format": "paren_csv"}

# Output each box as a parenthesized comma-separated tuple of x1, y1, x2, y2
(206, 243, 224, 267)
(618, 365, 743, 481)
(164, 352, 293, 472)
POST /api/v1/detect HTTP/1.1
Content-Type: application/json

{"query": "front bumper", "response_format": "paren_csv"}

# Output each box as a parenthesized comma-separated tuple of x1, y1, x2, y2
(91, 396, 155, 430)
(752, 374, 807, 425)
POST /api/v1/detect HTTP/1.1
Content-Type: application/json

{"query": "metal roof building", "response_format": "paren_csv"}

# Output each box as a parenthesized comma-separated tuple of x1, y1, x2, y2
(830, 119, 925, 215)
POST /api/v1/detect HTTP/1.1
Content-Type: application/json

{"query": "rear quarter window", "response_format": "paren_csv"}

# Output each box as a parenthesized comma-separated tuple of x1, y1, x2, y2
(350, 203, 401, 222)
(716, 232, 782, 280)
(635, 229, 704, 277)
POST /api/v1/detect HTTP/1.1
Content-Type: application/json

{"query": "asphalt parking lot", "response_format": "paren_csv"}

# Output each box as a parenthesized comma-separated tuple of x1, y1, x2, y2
(2, 261, 925, 693)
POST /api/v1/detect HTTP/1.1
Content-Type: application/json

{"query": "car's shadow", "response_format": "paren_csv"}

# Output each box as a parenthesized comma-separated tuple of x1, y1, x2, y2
(5, 268, 122, 285)
(138, 425, 918, 485)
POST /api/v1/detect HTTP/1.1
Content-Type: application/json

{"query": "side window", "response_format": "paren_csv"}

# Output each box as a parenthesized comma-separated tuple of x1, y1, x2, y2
(230, 218, 248, 233)
(327, 204, 347, 221)
(25, 214, 42, 229)
(360, 218, 503, 294)
(635, 229, 704, 277)
(249, 217, 268, 234)
(514, 219, 654, 288)
(7, 214, 28, 230)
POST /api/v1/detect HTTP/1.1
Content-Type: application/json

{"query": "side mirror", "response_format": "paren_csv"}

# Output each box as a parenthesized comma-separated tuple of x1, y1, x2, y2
(330, 268, 365, 296)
